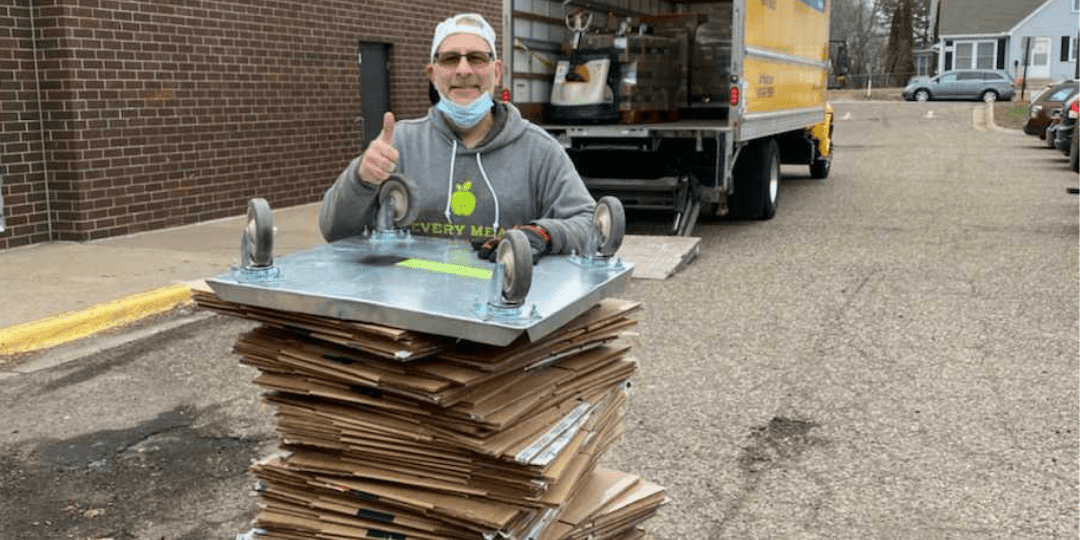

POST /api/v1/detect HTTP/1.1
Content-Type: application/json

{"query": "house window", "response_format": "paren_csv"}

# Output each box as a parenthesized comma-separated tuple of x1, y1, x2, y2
(955, 42, 972, 68)
(1032, 39, 1049, 65)
(1063, 36, 1079, 61)
(1073, 0, 1079, 12)
(976, 42, 995, 69)
(954, 41, 996, 70)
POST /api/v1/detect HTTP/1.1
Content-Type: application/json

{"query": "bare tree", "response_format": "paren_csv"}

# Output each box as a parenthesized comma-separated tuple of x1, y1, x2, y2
(874, 0, 933, 45)
(831, 0, 889, 84)
(884, 0, 915, 85)
(831, 0, 931, 86)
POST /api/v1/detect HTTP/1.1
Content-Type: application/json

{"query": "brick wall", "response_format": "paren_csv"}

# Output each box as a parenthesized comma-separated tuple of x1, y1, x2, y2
(0, 0, 501, 249)
(0, 0, 50, 248)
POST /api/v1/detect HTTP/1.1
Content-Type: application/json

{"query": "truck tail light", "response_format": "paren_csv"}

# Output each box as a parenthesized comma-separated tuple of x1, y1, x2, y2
(1069, 99, 1079, 120)
(501, 87, 511, 103)
(730, 87, 739, 106)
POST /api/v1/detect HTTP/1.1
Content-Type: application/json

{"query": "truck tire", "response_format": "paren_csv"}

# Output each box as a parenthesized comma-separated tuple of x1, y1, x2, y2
(813, 122, 835, 180)
(730, 138, 779, 219)
(810, 134, 832, 180)
(809, 157, 830, 179)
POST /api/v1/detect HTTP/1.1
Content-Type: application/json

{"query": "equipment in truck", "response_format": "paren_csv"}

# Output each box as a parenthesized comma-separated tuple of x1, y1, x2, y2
(547, 10, 622, 123)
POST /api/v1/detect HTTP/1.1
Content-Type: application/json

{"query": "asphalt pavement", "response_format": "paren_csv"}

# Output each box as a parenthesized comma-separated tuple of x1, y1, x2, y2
(0, 101, 1077, 540)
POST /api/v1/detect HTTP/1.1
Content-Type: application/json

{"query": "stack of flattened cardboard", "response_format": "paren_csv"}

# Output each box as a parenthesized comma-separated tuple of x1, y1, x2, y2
(195, 288, 667, 540)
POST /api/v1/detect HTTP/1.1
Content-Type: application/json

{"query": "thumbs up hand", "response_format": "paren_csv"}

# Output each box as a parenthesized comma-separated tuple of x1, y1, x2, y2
(357, 112, 400, 185)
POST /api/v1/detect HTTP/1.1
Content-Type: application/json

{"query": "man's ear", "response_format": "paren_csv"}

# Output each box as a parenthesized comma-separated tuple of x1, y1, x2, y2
(424, 64, 435, 81)
(493, 59, 505, 87)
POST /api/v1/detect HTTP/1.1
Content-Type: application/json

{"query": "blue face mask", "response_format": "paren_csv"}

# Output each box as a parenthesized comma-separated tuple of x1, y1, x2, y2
(437, 92, 493, 129)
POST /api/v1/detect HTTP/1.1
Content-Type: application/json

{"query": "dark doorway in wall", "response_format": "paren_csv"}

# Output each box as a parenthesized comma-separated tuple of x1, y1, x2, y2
(357, 42, 391, 149)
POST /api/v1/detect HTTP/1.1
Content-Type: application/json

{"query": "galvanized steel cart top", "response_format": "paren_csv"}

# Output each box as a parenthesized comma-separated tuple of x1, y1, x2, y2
(206, 232, 632, 347)
(206, 190, 631, 346)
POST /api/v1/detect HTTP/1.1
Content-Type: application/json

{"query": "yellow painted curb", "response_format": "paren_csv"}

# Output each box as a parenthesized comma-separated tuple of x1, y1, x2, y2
(0, 283, 193, 355)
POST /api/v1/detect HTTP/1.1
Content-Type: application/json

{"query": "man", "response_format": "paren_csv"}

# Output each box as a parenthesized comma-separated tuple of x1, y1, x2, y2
(318, 13, 596, 260)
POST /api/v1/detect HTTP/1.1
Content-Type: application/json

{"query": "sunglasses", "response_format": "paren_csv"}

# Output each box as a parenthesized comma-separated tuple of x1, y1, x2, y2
(435, 51, 493, 67)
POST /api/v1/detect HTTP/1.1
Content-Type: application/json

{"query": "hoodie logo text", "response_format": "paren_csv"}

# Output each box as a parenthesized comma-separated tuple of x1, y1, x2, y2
(410, 221, 499, 239)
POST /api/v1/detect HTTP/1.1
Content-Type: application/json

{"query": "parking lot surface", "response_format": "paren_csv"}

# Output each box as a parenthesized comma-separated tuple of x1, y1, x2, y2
(0, 100, 1076, 540)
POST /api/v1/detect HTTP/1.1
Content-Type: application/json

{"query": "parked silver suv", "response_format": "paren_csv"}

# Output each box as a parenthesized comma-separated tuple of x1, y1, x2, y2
(902, 69, 1016, 102)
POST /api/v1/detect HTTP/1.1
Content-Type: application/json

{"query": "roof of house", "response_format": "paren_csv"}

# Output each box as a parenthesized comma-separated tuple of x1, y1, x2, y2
(937, 0, 1052, 36)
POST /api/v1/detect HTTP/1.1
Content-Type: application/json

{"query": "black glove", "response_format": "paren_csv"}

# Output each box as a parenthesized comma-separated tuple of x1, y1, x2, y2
(517, 224, 551, 263)
(471, 224, 551, 264)
(471, 234, 503, 261)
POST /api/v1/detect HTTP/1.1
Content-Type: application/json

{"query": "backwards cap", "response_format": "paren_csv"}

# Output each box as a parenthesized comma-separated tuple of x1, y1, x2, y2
(431, 13, 497, 61)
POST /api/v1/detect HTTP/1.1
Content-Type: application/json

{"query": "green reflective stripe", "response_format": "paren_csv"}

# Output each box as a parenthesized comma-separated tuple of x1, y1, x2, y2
(396, 258, 493, 280)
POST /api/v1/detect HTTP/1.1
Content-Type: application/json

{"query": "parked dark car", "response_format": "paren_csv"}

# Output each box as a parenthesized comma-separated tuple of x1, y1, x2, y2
(1052, 96, 1079, 172)
(902, 69, 1015, 102)
(1046, 92, 1079, 149)
(1027, 83, 1054, 103)
(1053, 96, 1077, 151)
(1072, 121, 1079, 173)
(1024, 81, 1079, 142)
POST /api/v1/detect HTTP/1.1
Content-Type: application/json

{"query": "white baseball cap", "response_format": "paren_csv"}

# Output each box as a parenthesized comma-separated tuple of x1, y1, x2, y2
(431, 13, 497, 61)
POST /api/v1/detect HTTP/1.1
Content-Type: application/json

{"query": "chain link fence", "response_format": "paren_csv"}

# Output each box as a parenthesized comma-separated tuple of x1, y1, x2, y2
(832, 72, 909, 90)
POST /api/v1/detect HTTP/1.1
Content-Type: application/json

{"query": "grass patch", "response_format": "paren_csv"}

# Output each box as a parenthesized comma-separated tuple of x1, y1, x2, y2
(993, 102, 1029, 130)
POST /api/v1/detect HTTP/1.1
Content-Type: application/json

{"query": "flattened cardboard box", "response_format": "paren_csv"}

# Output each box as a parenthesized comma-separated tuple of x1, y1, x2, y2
(193, 286, 449, 361)
(261, 385, 625, 504)
(195, 287, 664, 539)
(253, 459, 665, 540)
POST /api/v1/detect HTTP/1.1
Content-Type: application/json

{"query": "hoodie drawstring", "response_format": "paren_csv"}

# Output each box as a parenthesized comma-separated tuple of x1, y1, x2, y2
(475, 153, 499, 233)
(444, 140, 458, 224)
(444, 140, 501, 234)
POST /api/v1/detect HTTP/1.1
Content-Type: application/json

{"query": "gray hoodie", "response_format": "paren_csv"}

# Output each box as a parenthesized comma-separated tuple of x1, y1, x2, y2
(319, 103, 596, 255)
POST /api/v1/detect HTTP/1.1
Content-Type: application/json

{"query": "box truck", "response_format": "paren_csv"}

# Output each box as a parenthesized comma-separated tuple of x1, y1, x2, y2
(504, 0, 835, 235)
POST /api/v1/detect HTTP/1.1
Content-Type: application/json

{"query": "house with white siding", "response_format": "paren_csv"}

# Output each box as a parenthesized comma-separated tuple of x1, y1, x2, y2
(931, 0, 1079, 85)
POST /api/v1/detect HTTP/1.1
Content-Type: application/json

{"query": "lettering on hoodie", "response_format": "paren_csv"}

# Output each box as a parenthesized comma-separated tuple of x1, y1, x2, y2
(409, 221, 501, 240)
(410, 221, 468, 237)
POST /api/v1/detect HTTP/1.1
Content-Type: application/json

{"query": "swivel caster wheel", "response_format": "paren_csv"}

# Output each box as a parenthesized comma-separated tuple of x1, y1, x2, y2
(377, 174, 420, 231)
(593, 196, 626, 257)
(497, 229, 533, 306)
(243, 198, 274, 269)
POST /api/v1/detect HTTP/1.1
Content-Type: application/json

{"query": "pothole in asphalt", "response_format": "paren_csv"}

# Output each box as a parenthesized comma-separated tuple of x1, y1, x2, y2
(738, 416, 823, 474)
(39, 407, 194, 472)
(3, 406, 263, 540)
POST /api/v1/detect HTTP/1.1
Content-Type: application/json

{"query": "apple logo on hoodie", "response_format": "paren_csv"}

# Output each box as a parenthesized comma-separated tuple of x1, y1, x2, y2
(451, 181, 476, 216)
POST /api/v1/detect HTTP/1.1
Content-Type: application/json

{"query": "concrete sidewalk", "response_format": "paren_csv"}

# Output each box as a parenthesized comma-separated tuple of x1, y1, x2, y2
(0, 203, 326, 354)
